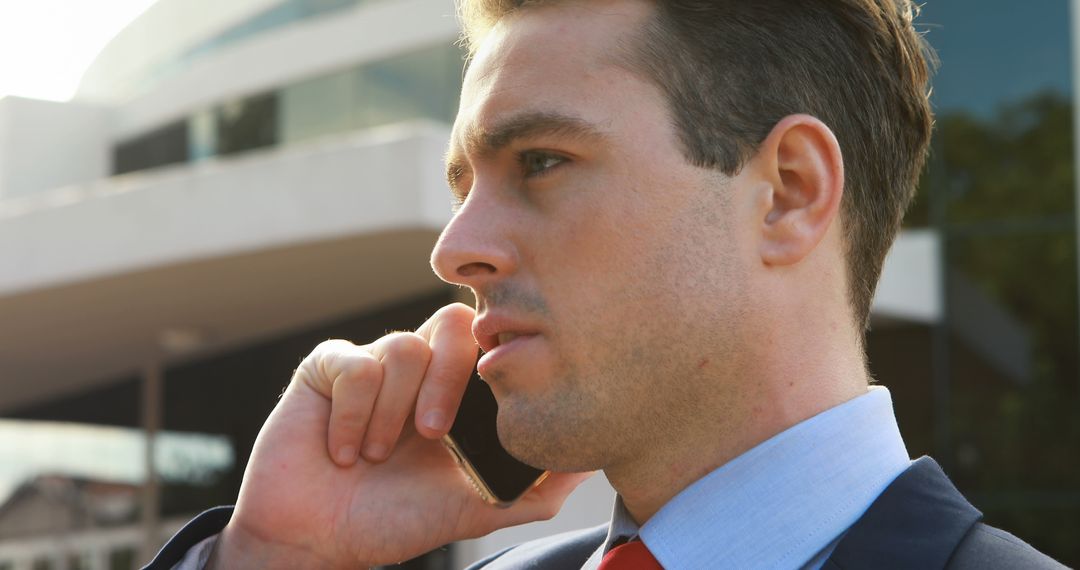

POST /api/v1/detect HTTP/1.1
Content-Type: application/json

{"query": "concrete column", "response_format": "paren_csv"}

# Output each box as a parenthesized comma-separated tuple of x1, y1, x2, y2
(139, 362, 163, 563)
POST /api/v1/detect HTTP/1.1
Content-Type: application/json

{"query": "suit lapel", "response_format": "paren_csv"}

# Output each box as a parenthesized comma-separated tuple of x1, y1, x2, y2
(823, 457, 982, 569)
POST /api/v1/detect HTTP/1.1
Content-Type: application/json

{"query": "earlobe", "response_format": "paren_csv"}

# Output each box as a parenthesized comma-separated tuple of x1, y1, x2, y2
(756, 115, 844, 267)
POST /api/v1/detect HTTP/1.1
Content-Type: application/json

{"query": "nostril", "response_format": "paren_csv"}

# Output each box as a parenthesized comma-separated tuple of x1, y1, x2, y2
(458, 262, 497, 277)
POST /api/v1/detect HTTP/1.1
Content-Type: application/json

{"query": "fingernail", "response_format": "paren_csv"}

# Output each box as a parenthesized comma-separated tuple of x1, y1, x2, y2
(336, 445, 357, 465)
(422, 410, 448, 432)
(364, 443, 387, 461)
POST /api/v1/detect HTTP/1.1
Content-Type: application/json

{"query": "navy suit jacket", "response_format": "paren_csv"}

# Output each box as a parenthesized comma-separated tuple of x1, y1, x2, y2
(144, 457, 1065, 569)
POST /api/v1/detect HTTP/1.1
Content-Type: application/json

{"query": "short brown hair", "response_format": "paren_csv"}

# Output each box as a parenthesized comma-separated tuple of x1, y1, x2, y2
(457, 0, 935, 333)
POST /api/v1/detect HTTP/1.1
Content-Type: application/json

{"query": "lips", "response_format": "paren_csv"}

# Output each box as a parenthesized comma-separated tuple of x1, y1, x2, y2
(472, 314, 540, 354)
(476, 331, 541, 379)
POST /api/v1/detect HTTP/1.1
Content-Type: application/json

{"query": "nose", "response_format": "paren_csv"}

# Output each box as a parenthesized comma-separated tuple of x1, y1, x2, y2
(430, 193, 518, 290)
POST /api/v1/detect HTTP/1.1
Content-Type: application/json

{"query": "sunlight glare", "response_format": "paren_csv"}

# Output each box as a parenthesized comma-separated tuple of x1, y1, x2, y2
(0, 0, 158, 101)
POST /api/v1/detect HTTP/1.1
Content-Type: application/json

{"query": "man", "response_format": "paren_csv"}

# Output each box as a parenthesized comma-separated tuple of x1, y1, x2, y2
(147, 0, 1065, 568)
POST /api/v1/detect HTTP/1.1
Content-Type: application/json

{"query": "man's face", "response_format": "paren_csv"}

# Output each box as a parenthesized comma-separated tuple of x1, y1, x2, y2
(432, 0, 754, 472)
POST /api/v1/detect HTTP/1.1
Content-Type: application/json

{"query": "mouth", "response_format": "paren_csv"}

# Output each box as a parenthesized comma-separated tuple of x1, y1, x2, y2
(472, 315, 540, 354)
(476, 326, 541, 378)
(497, 332, 522, 347)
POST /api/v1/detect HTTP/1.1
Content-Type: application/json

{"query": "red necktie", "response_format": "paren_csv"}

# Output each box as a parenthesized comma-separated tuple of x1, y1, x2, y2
(598, 539, 664, 570)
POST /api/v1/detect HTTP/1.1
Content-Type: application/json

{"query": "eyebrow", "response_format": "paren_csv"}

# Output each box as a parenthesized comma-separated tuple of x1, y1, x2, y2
(444, 111, 608, 197)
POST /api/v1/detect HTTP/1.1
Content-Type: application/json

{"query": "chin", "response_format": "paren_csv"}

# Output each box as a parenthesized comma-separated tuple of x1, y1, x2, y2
(496, 398, 607, 473)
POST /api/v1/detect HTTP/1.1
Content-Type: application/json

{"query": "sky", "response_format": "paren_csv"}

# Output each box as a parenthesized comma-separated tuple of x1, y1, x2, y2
(0, 0, 159, 102)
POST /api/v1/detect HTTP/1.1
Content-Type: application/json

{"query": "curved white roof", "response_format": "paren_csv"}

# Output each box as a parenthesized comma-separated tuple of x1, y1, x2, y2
(76, 0, 284, 103)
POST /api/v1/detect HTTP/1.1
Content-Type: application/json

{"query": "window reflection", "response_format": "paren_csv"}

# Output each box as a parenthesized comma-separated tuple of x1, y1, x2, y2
(280, 70, 356, 144)
(353, 45, 462, 129)
(885, 1, 1078, 565)
(113, 43, 464, 175)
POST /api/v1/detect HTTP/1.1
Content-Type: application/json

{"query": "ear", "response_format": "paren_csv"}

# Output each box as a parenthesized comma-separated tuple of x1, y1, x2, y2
(753, 114, 844, 267)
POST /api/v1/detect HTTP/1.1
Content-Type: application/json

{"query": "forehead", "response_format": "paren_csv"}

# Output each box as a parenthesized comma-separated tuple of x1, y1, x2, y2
(451, 0, 655, 150)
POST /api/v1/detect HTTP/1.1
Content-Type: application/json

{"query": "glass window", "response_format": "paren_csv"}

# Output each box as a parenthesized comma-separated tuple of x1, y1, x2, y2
(881, 1, 1078, 565)
(188, 109, 218, 162)
(279, 44, 464, 146)
(925, 94, 1074, 226)
(280, 69, 357, 145)
(114, 43, 464, 176)
(215, 92, 280, 156)
(946, 232, 1078, 493)
(113, 121, 189, 175)
(865, 322, 936, 457)
(353, 44, 464, 130)
(905, 1, 1073, 229)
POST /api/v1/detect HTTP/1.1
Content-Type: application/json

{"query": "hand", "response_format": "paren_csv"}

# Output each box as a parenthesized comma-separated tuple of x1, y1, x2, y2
(208, 303, 591, 569)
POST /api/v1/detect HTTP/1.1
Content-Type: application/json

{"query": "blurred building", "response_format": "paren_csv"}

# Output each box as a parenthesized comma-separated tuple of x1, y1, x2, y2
(0, 0, 1076, 568)
(0, 474, 162, 570)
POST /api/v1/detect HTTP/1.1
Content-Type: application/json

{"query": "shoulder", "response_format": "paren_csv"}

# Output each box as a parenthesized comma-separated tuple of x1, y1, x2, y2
(947, 522, 1068, 569)
(825, 458, 1065, 570)
(465, 524, 608, 570)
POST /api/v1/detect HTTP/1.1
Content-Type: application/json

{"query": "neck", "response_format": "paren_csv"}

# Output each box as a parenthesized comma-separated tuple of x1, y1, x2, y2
(605, 313, 870, 524)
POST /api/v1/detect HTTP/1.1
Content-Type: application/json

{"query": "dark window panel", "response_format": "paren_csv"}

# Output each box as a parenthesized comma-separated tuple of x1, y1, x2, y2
(945, 231, 1079, 497)
(865, 322, 936, 458)
(215, 92, 279, 156)
(112, 120, 190, 176)
(3, 377, 140, 428)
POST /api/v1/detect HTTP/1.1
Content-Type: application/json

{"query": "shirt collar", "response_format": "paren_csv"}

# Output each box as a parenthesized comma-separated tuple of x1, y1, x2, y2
(597, 386, 911, 569)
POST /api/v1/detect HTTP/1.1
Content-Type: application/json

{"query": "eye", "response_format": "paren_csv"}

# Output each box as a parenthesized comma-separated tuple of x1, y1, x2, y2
(518, 151, 567, 179)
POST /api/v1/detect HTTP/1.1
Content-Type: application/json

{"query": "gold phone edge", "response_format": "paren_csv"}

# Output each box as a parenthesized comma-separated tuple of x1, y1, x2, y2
(441, 434, 551, 509)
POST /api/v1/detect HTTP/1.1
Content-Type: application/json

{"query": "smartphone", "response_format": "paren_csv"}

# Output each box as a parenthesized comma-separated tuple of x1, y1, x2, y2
(442, 371, 549, 507)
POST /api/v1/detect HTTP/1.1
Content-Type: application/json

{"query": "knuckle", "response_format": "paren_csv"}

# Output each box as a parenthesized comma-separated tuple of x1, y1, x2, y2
(295, 339, 348, 386)
(337, 353, 382, 384)
(313, 338, 351, 355)
(438, 303, 475, 327)
(382, 332, 431, 364)
(304, 339, 351, 371)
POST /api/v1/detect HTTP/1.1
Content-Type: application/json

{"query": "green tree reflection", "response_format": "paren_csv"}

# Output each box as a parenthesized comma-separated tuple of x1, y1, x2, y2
(903, 91, 1080, 566)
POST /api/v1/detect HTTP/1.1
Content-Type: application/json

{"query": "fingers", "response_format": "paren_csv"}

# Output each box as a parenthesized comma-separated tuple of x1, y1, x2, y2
(361, 333, 431, 462)
(303, 340, 384, 466)
(414, 303, 478, 438)
(296, 303, 477, 466)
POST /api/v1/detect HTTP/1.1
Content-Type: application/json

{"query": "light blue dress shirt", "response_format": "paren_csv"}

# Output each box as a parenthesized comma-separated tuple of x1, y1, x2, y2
(583, 386, 912, 570)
